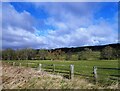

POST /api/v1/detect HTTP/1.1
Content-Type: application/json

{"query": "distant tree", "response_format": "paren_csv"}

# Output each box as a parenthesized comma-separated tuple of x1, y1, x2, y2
(50, 52, 56, 60)
(46, 50, 53, 60)
(78, 48, 93, 60)
(117, 49, 120, 59)
(2, 48, 15, 60)
(17, 48, 30, 60)
(111, 48, 118, 59)
(59, 50, 65, 60)
(38, 49, 48, 60)
(108, 47, 120, 60)
(52, 49, 65, 60)
(65, 51, 72, 60)
(100, 46, 114, 60)
(2, 50, 7, 60)
(15, 48, 36, 60)
(28, 49, 36, 60)
(0, 50, 2, 60)
(15, 49, 22, 60)
(23, 48, 37, 60)
(22, 49, 28, 60)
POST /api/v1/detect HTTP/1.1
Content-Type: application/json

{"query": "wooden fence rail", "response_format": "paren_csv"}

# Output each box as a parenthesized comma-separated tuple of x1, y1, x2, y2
(97, 67, 120, 70)
(40, 63, 74, 79)
(10, 62, 74, 79)
(7, 62, 119, 81)
(93, 66, 120, 83)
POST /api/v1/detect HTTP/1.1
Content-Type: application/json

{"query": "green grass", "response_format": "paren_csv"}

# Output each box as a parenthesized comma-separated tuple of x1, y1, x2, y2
(2, 60, 119, 83)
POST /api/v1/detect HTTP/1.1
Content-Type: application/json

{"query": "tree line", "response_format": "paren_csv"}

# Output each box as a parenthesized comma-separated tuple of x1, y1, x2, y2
(1, 46, 119, 61)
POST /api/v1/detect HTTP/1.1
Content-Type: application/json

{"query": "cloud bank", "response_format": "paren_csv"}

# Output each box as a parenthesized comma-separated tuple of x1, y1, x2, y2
(2, 2, 118, 49)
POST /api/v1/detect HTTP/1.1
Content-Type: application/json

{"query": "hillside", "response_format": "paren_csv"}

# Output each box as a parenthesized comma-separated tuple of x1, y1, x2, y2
(51, 43, 120, 53)
(2, 43, 119, 61)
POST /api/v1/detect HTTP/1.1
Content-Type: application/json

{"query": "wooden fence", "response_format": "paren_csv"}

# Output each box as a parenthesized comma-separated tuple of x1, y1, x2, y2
(9, 62, 74, 80)
(93, 66, 120, 83)
(37, 63, 74, 80)
(7, 62, 120, 82)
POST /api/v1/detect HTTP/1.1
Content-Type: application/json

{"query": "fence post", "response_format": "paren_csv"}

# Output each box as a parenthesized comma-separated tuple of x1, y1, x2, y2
(38, 64, 42, 71)
(93, 66, 98, 84)
(13, 62, 15, 66)
(70, 64, 74, 80)
(53, 64, 55, 72)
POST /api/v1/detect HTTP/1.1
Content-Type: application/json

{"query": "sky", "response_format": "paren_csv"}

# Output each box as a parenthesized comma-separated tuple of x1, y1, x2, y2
(2, 2, 118, 49)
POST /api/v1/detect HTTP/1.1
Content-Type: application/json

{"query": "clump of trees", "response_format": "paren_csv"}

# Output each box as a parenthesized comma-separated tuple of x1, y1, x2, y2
(100, 46, 118, 60)
(65, 51, 72, 60)
(2, 48, 45, 60)
(78, 48, 93, 60)
(1, 46, 119, 61)
(77, 46, 119, 60)
(1, 48, 66, 61)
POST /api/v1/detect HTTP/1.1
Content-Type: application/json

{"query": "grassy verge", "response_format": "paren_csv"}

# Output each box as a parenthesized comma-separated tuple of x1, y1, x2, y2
(2, 60, 119, 85)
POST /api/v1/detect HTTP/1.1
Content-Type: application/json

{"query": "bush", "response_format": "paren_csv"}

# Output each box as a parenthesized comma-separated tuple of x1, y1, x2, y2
(78, 48, 93, 60)
(100, 46, 114, 60)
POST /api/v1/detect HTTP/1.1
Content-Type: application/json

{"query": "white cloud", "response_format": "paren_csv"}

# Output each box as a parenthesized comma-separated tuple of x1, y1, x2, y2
(2, 3, 47, 49)
(44, 18, 117, 48)
(2, 3, 35, 33)
(2, 2, 118, 49)
(2, 26, 47, 49)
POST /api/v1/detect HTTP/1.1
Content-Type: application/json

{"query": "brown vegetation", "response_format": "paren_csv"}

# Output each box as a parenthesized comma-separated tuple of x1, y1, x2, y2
(1, 63, 118, 89)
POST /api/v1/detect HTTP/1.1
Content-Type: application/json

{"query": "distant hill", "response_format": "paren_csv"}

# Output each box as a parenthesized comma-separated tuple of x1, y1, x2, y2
(51, 43, 120, 53)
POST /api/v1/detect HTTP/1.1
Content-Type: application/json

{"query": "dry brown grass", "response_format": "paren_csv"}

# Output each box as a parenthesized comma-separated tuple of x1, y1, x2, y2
(1, 62, 119, 89)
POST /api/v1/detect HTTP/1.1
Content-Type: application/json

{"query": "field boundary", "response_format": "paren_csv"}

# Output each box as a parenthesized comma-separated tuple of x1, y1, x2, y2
(6, 61, 119, 83)
(93, 66, 120, 83)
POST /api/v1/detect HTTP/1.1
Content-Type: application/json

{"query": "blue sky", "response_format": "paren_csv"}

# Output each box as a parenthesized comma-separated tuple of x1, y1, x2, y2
(2, 2, 118, 49)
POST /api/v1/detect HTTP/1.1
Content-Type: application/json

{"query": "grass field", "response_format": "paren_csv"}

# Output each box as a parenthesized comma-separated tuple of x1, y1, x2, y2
(2, 60, 119, 84)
